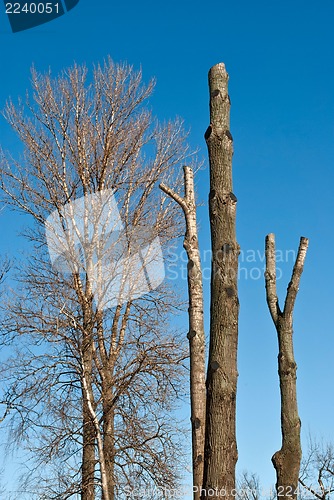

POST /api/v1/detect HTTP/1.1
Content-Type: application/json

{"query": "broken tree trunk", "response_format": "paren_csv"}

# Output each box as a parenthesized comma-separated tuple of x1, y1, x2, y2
(265, 233, 309, 500)
(201, 63, 239, 499)
(160, 166, 206, 500)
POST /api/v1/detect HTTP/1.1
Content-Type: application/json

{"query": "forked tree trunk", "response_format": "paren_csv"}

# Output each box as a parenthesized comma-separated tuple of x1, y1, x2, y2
(201, 63, 239, 499)
(160, 166, 206, 500)
(265, 233, 309, 500)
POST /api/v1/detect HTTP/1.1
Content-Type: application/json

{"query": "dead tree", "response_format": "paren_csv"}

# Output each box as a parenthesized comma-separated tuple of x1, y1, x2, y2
(265, 233, 309, 500)
(201, 63, 240, 499)
(160, 165, 206, 500)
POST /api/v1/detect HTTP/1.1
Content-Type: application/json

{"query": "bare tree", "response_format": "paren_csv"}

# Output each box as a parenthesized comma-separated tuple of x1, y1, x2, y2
(235, 470, 276, 500)
(234, 439, 334, 500)
(201, 62, 240, 499)
(160, 165, 206, 500)
(0, 59, 191, 499)
(299, 437, 334, 500)
(236, 471, 261, 500)
(265, 233, 309, 500)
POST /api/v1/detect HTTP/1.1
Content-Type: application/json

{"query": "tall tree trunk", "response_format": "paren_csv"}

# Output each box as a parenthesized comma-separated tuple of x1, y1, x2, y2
(265, 233, 308, 500)
(102, 372, 115, 500)
(160, 166, 206, 500)
(81, 287, 96, 500)
(82, 335, 96, 500)
(201, 63, 239, 499)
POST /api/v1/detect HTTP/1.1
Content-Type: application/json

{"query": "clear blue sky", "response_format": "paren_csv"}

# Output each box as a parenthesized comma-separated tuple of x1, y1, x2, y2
(1, 0, 334, 495)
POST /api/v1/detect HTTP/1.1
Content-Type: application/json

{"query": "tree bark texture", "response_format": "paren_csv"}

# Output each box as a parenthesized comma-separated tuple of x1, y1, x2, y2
(81, 288, 96, 500)
(202, 63, 239, 499)
(160, 166, 206, 500)
(102, 372, 115, 500)
(265, 233, 309, 500)
(81, 339, 96, 500)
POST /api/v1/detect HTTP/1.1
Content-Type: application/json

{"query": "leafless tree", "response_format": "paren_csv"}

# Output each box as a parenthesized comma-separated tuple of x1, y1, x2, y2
(201, 62, 240, 500)
(160, 165, 206, 500)
(0, 59, 192, 499)
(236, 471, 261, 500)
(234, 439, 334, 500)
(265, 233, 308, 500)
(235, 470, 275, 500)
(299, 437, 334, 500)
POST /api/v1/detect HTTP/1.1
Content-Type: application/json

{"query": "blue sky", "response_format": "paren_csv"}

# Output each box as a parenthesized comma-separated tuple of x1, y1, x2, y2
(1, 0, 334, 495)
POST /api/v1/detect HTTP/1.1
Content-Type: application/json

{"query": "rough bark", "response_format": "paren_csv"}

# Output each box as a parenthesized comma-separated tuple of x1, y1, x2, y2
(102, 396, 115, 500)
(81, 339, 96, 500)
(160, 166, 206, 500)
(265, 233, 309, 500)
(201, 63, 239, 499)
(81, 291, 97, 500)
(82, 359, 111, 500)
